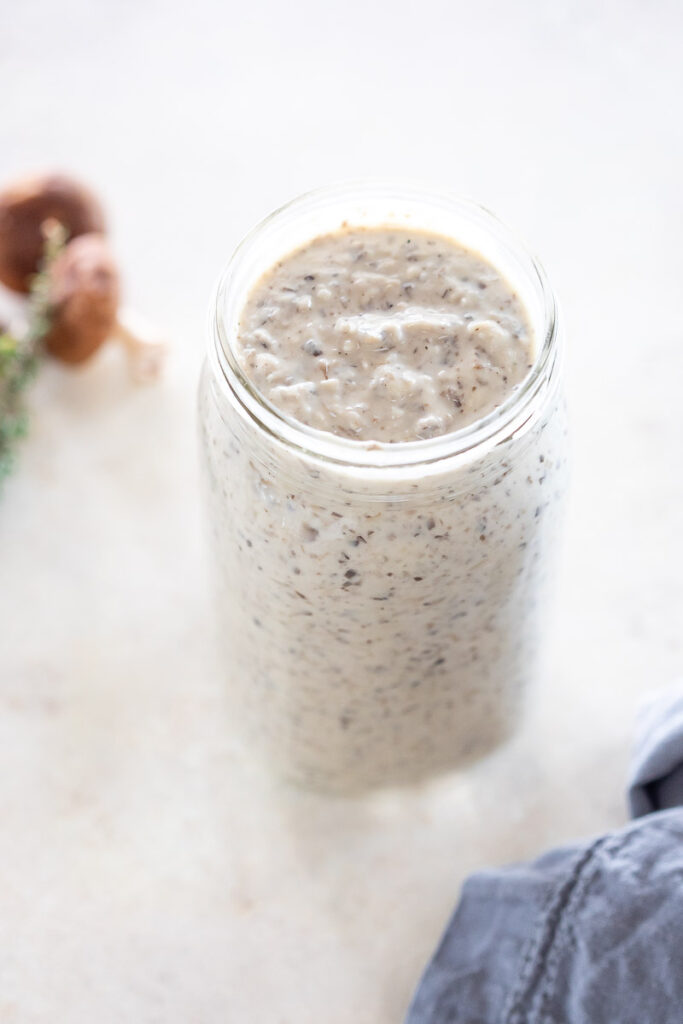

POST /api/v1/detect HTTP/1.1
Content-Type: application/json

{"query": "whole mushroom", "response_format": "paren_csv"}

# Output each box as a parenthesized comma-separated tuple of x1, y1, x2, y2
(43, 231, 166, 380)
(43, 233, 120, 364)
(0, 173, 105, 293)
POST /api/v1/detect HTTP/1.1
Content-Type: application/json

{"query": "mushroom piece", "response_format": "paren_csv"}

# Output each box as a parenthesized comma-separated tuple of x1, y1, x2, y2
(44, 233, 166, 380)
(44, 233, 119, 364)
(0, 173, 106, 293)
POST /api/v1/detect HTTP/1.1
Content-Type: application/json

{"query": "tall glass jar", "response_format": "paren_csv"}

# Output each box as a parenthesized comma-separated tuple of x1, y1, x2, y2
(199, 182, 568, 794)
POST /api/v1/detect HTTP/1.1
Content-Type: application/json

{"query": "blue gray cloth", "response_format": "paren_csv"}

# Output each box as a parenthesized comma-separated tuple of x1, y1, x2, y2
(406, 684, 683, 1024)
(629, 682, 683, 817)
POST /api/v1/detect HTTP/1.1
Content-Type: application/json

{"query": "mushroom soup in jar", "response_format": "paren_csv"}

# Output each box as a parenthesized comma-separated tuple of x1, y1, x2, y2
(199, 182, 568, 793)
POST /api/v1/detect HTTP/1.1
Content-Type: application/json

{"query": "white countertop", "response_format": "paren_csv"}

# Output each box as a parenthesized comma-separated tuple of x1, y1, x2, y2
(2, 1, 682, 1020)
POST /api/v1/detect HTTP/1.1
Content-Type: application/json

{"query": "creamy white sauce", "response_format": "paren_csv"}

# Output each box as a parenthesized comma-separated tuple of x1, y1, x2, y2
(200, 222, 567, 792)
(236, 227, 533, 442)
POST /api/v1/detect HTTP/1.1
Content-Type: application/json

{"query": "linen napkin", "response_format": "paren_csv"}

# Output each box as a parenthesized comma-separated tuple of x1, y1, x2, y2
(406, 684, 683, 1024)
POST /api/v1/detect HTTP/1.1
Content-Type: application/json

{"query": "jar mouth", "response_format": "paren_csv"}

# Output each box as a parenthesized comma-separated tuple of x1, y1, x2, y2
(210, 179, 560, 472)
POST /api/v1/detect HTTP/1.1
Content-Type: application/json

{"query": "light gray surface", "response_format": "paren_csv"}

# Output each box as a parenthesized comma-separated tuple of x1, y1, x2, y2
(1, 1, 682, 1021)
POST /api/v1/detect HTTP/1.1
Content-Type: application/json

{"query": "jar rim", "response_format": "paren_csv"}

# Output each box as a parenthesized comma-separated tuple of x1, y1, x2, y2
(209, 179, 560, 472)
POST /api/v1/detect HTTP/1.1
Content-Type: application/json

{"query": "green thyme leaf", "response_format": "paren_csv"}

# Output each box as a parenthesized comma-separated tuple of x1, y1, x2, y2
(0, 221, 68, 484)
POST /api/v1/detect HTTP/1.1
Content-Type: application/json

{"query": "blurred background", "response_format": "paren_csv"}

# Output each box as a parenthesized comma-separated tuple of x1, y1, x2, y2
(1, 1, 682, 1021)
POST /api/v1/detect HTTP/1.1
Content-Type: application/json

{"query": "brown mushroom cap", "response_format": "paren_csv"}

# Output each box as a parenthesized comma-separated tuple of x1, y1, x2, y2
(0, 173, 106, 293)
(44, 234, 120, 365)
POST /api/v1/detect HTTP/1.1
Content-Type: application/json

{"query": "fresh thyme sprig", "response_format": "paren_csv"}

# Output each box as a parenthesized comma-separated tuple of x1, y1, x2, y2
(0, 220, 67, 482)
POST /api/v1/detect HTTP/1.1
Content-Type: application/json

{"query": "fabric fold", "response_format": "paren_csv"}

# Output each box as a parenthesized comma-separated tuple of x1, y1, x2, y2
(406, 683, 683, 1024)
(628, 680, 683, 817)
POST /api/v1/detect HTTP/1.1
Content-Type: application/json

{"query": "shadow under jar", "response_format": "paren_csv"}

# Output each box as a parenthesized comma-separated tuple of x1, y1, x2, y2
(199, 182, 568, 794)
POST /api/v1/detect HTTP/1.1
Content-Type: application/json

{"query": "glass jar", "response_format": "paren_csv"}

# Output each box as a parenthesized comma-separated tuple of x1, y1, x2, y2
(199, 182, 568, 794)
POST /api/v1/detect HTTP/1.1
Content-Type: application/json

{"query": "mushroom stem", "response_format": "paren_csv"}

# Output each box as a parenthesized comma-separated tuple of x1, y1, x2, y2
(111, 307, 167, 383)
